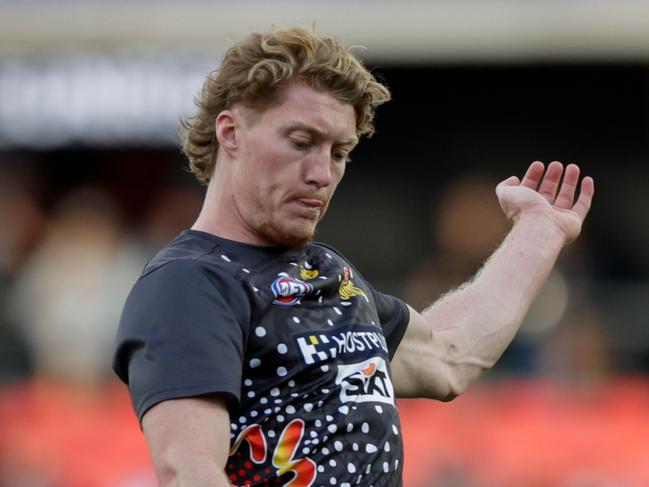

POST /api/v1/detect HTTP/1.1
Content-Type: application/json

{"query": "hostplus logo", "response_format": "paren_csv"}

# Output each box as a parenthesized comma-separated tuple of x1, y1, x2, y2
(295, 325, 388, 365)
(295, 325, 395, 407)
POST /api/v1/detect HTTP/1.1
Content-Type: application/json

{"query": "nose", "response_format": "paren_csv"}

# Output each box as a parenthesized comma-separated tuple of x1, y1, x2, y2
(304, 149, 333, 189)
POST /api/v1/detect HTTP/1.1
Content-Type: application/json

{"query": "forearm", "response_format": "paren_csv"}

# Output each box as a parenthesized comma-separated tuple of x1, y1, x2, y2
(143, 397, 232, 487)
(155, 456, 231, 487)
(422, 213, 565, 385)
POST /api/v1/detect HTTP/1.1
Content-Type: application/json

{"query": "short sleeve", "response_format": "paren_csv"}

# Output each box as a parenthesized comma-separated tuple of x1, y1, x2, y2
(370, 289, 410, 360)
(112, 259, 250, 423)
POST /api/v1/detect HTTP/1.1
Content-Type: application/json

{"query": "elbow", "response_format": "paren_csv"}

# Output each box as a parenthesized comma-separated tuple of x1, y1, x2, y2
(421, 367, 469, 402)
(438, 342, 494, 401)
(153, 455, 179, 487)
(437, 357, 489, 402)
(152, 451, 226, 487)
(438, 376, 468, 402)
(438, 390, 461, 402)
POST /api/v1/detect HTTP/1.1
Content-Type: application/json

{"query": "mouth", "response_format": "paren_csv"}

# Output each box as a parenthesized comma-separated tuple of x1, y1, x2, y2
(295, 198, 325, 209)
(290, 197, 326, 220)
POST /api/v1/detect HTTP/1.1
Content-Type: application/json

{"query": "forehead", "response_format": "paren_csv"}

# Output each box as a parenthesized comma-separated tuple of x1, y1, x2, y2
(257, 81, 357, 139)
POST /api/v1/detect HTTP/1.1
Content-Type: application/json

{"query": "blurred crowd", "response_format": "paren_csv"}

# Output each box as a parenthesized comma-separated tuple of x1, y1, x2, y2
(0, 155, 646, 487)
(402, 174, 614, 385)
(0, 160, 204, 487)
(0, 163, 204, 386)
(0, 163, 625, 390)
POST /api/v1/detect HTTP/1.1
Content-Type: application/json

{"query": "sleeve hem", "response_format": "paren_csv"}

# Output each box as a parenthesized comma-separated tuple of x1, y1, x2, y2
(136, 383, 241, 425)
(388, 302, 410, 360)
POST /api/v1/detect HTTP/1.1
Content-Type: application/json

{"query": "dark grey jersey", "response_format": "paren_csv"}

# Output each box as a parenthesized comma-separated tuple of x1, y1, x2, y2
(113, 230, 409, 486)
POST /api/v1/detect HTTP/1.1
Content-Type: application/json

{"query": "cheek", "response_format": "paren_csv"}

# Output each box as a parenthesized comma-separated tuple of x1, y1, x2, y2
(239, 163, 284, 209)
(329, 164, 346, 190)
(335, 164, 346, 181)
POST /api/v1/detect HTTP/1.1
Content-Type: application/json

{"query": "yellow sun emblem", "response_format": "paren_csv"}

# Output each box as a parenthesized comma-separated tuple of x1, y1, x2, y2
(299, 262, 319, 280)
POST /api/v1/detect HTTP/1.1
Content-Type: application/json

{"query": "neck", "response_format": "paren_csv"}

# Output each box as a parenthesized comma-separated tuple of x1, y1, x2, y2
(192, 174, 268, 246)
(191, 179, 222, 235)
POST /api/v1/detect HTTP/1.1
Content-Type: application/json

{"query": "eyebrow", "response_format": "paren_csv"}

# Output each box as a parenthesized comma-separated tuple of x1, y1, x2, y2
(284, 121, 359, 146)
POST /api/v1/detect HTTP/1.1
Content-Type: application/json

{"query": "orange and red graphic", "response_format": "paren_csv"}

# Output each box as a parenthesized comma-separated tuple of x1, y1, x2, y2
(229, 419, 316, 486)
(273, 419, 316, 487)
(229, 424, 267, 464)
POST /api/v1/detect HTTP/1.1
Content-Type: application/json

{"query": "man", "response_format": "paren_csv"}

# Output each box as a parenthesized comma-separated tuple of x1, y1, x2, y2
(113, 27, 594, 486)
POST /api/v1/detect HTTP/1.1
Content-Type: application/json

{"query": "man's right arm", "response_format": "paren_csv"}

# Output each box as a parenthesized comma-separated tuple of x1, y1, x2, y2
(390, 162, 594, 400)
(142, 395, 232, 487)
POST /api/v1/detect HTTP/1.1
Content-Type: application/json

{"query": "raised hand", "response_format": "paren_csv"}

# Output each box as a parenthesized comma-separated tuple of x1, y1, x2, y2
(495, 161, 595, 244)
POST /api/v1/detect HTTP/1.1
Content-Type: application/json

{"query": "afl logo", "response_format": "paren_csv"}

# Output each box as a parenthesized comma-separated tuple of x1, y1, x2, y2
(271, 275, 314, 305)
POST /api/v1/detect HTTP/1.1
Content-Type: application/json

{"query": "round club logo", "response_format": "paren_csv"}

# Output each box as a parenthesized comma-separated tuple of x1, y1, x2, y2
(271, 275, 314, 305)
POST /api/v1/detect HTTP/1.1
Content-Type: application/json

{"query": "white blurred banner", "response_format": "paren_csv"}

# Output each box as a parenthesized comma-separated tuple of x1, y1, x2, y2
(2, 0, 649, 147)
(0, 51, 218, 148)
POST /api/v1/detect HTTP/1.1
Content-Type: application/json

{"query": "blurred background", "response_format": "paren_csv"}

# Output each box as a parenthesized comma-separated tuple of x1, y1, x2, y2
(1, 1, 649, 486)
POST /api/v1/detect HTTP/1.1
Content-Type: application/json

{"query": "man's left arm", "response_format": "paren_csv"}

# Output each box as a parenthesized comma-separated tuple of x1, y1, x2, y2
(391, 161, 594, 400)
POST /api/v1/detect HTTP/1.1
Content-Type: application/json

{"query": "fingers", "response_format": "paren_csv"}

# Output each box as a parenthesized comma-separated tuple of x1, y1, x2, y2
(537, 161, 564, 203)
(520, 161, 546, 190)
(553, 163, 580, 209)
(572, 175, 595, 220)
(518, 161, 594, 217)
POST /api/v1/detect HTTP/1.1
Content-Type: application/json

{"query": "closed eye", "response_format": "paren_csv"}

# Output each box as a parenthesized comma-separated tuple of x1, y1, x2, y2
(333, 152, 352, 164)
(291, 138, 312, 149)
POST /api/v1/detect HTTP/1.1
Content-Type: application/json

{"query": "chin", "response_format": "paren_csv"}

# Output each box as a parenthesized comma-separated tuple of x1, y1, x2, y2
(259, 219, 316, 248)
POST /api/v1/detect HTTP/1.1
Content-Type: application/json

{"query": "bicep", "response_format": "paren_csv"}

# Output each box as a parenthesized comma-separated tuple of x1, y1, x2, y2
(142, 395, 232, 486)
(114, 260, 247, 423)
(390, 305, 463, 401)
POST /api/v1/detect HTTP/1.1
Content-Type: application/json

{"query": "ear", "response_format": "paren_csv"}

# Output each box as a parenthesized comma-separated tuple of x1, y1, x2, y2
(215, 109, 240, 157)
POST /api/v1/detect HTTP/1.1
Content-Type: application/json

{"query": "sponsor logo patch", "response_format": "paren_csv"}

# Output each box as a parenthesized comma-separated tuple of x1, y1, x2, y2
(271, 274, 314, 305)
(295, 324, 388, 365)
(335, 357, 395, 405)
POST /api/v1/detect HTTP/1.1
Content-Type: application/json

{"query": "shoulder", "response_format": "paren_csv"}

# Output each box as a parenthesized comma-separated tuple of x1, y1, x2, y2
(143, 230, 227, 276)
(309, 241, 368, 283)
(309, 241, 348, 262)
(138, 230, 259, 289)
(308, 242, 358, 275)
(121, 232, 258, 329)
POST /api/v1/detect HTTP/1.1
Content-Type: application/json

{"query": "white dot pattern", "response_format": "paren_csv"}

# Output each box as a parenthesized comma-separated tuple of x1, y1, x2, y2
(222, 246, 404, 485)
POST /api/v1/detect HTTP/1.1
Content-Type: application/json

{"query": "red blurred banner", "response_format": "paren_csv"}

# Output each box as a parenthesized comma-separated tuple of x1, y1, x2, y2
(1, 378, 648, 487)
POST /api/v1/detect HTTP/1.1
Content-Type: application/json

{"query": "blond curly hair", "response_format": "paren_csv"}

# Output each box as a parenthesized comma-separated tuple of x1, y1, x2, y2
(179, 26, 391, 183)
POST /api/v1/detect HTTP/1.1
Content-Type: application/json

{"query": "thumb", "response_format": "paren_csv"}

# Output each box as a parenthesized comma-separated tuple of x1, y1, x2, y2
(496, 175, 520, 198)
